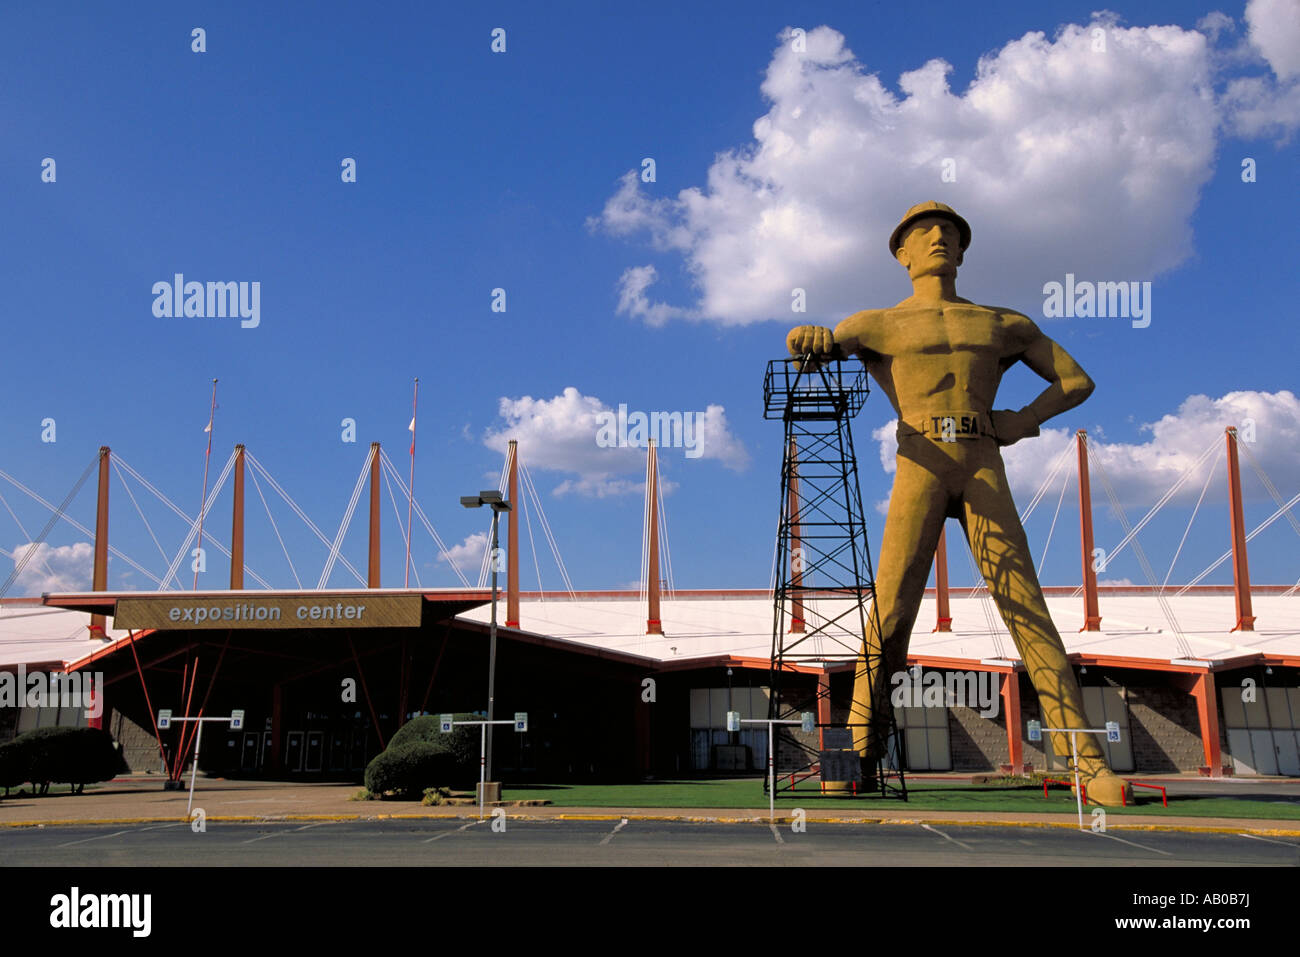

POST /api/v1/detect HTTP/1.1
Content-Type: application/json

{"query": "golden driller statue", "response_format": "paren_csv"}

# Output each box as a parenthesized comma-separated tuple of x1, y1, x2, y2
(787, 201, 1131, 806)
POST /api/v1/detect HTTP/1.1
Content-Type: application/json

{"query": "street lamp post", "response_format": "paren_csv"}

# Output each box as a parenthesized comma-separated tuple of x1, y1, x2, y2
(460, 490, 511, 785)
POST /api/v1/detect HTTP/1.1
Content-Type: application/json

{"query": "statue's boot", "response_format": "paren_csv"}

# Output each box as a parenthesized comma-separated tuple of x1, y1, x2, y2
(1073, 754, 1133, 807)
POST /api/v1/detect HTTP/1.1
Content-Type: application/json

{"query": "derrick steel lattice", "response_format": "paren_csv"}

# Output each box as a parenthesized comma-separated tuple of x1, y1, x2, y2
(763, 357, 905, 798)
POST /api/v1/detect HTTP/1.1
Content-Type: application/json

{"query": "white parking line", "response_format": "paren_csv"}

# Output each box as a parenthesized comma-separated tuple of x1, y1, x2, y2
(138, 822, 185, 832)
(1089, 831, 1173, 856)
(238, 822, 325, 845)
(768, 823, 785, 845)
(423, 821, 480, 844)
(56, 829, 130, 848)
(921, 824, 972, 850)
(600, 818, 629, 846)
(1236, 832, 1299, 848)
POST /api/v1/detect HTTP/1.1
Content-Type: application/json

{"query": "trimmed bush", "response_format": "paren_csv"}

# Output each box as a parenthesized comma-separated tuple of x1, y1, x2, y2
(0, 736, 34, 795)
(0, 727, 124, 796)
(363, 713, 481, 797)
(364, 742, 461, 798)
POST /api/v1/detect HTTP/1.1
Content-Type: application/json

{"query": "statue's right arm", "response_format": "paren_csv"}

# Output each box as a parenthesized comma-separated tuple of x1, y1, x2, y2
(787, 311, 880, 362)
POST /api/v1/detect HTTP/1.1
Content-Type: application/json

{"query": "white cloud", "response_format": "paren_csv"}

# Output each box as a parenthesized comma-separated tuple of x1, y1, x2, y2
(482, 386, 749, 497)
(593, 15, 1300, 325)
(438, 531, 487, 572)
(1245, 0, 1300, 78)
(868, 390, 1300, 507)
(9, 541, 93, 594)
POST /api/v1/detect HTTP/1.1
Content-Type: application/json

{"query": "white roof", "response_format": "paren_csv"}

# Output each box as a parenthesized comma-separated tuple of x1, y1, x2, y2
(457, 591, 1300, 669)
(1, 590, 1294, 673)
(0, 603, 129, 670)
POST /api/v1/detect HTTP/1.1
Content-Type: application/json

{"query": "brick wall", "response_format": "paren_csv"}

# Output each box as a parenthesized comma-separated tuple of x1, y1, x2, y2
(948, 704, 1007, 771)
(109, 708, 163, 774)
(1125, 684, 1204, 772)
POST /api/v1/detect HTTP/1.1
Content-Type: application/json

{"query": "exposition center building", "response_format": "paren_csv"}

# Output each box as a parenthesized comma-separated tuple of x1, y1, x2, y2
(1, 438, 1297, 782)
(2, 581, 1297, 782)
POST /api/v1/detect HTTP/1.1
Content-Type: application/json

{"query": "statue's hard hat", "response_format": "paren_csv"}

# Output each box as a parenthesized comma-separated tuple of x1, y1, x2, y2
(888, 201, 971, 257)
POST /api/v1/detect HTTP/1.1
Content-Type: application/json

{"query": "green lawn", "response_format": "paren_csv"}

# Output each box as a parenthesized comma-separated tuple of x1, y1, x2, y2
(502, 778, 1300, 821)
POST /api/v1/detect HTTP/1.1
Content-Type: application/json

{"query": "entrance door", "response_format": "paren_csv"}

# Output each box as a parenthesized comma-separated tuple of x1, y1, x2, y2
(240, 732, 261, 772)
(305, 732, 324, 772)
(284, 731, 304, 772)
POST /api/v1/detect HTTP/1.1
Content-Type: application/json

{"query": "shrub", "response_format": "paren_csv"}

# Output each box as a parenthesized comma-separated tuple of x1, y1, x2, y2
(0, 727, 124, 795)
(364, 742, 461, 798)
(0, 736, 35, 795)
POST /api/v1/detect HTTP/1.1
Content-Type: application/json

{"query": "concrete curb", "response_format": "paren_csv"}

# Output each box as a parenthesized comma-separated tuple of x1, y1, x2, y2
(3, 810, 1298, 837)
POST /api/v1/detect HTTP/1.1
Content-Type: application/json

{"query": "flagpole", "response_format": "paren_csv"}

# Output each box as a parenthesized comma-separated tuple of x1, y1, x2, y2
(405, 377, 418, 588)
(193, 378, 218, 590)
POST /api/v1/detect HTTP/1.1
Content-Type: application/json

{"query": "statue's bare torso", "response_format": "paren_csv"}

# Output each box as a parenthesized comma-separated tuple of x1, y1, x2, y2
(840, 299, 1035, 424)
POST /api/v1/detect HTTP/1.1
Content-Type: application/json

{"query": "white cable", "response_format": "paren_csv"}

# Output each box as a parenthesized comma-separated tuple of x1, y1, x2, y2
(378, 451, 471, 587)
(1178, 491, 1300, 593)
(1163, 445, 1221, 589)
(111, 460, 185, 590)
(1237, 438, 1300, 540)
(245, 454, 366, 587)
(1089, 447, 1195, 659)
(381, 462, 421, 588)
(317, 446, 374, 589)
(246, 463, 301, 589)
(1036, 454, 1072, 578)
(158, 449, 238, 588)
(116, 452, 272, 590)
(0, 467, 166, 589)
(519, 463, 574, 595)
(0, 487, 60, 583)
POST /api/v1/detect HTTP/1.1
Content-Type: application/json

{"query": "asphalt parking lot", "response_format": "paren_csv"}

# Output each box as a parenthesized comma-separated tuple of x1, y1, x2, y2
(2, 817, 1297, 867)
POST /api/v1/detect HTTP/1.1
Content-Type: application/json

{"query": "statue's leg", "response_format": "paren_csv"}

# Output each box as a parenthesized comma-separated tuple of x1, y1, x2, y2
(850, 436, 949, 765)
(957, 444, 1131, 806)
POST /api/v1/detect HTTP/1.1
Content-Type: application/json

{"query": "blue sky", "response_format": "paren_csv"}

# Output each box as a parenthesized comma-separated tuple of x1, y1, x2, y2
(1, 0, 1297, 596)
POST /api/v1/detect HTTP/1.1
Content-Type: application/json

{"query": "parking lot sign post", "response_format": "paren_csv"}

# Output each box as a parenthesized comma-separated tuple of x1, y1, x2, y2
(731, 711, 815, 824)
(443, 714, 528, 820)
(1039, 725, 1123, 830)
(158, 710, 245, 819)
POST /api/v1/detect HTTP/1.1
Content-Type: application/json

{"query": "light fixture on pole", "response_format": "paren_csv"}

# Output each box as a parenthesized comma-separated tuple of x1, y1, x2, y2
(461, 489, 511, 786)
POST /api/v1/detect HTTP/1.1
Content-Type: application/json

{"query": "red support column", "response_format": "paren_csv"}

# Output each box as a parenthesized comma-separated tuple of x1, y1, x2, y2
(789, 437, 805, 634)
(1225, 428, 1255, 631)
(1191, 670, 1224, 776)
(646, 441, 663, 635)
(90, 446, 110, 640)
(86, 673, 102, 730)
(367, 442, 381, 588)
(1001, 671, 1023, 773)
(933, 525, 952, 632)
(1077, 430, 1102, 631)
(230, 445, 245, 590)
(506, 439, 520, 627)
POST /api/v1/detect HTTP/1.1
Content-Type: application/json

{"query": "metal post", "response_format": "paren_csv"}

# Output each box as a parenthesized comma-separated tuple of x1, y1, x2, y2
(479, 722, 487, 821)
(487, 510, 500, 782)
(768, 720, 776, 823)
(187, 720, 204, 819)
(1070, 731, 1082, 829)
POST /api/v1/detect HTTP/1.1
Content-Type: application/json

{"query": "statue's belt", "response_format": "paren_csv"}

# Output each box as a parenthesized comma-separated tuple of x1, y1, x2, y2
(899, 411, 990, 441)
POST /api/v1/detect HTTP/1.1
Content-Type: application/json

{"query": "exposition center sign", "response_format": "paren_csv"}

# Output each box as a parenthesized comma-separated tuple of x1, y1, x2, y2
(113, 594, 424, 630)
